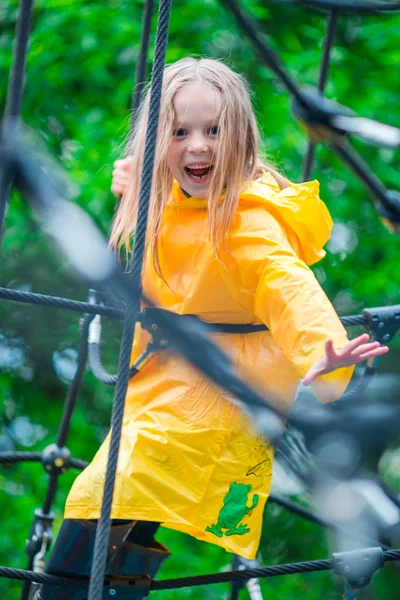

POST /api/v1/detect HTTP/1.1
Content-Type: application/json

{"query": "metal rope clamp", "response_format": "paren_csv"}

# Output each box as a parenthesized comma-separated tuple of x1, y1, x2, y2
(25, 508, 55, 567)
(137, 308, 170, 351)
(332, 546, 384, 596)
(362, 305, 400, 345)
(105, 574, 151, 598)
(41, 443, 72, 475)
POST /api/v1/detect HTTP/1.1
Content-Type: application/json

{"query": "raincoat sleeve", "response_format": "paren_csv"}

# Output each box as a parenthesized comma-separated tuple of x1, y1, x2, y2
(224, 201, 354, 404)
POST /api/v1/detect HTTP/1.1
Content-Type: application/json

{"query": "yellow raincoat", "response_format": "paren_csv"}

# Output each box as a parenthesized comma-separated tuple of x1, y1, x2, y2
(65, 172, 353, 559)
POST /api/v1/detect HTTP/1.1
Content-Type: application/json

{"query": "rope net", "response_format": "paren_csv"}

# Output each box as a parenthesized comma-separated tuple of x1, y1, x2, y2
(1, 0, 399, 599)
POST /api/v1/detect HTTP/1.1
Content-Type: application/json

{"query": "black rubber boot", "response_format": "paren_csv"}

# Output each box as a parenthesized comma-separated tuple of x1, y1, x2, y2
(37, 519, 134, 600)
(111, 538, 170, 578)
(36, 519, 169, 600)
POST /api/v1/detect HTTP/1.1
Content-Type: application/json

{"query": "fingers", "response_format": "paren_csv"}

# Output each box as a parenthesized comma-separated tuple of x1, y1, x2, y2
(302, 370, 316, 386)
(303, 335, 390, 387)
(340, 342, 389, 363)
(339, 333, 370, 353)
(114, 156, 133, 171)
(111, 157, 132, 197)
(111, 183, 126, 197)
(324, 339, 336, 361)
(354, 344, 389, 361)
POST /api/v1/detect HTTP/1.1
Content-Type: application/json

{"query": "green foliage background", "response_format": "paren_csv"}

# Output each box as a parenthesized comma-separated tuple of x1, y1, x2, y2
(0, 0, 399, 598)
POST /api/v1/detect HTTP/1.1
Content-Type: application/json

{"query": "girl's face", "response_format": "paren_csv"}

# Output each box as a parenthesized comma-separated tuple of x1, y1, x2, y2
(167, 81, 221, 197)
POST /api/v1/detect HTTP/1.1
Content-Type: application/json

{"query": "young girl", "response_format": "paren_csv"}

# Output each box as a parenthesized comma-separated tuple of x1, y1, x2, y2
(38, 57, 388, 598)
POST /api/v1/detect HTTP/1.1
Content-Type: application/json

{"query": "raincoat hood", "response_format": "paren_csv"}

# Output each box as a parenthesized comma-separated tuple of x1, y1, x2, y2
(171, 172, 333, 266)
(240, 173, 333, 266)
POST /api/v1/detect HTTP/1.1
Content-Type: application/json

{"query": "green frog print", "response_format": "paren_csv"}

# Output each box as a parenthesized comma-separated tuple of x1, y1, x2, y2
(205, 482, 259, 538)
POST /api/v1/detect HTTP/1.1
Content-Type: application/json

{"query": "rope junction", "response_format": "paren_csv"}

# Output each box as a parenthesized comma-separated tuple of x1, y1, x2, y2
(1, 0, 400, 598)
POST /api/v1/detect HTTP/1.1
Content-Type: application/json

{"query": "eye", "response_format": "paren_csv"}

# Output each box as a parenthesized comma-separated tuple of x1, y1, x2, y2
(173, 128, 187, 138)
(208, 126, 219, 136)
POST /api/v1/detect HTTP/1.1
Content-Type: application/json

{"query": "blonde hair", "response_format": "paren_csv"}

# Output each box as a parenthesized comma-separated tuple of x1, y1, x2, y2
(110, 57, 288, 269)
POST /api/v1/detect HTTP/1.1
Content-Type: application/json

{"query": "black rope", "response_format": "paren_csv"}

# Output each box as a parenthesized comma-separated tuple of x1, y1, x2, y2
(0, 452, 87, 470)
(340, 314, 367, 327)
(269, 494, 392, 550)
(318, 10, 340, 92)
(0, 286, 124, 319)
(0, 566, 88, 588)
(220, 0, 307, 106)
(87, 1, 172, 598)
(302, 8, 339, 181)
(131, 0, 155, 120)
(20, 557, 34, 600)
(151, 548, 400, 590)
(1, 310, 92, 599)
(3, 0, 34, 118)
(270, 493, 340, 529)
(332, 141, 395, 211)
(219, 1, 400, 230)
(42, 473, 58, 516)
(0, 284, 374, 331)
(56, 314, 92, 448)
(151, 559, 333, 590)
(383, 549, 400, 561)
(0, 548, 398, 590)
(0, 0, 35, 241)
(229, 585, 240, 600)
(36, 314, 92, 521)
(299, 0, 400, 12)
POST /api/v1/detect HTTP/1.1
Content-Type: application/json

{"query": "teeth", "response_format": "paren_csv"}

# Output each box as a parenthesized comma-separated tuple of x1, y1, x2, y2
(186, 164, 211, 168)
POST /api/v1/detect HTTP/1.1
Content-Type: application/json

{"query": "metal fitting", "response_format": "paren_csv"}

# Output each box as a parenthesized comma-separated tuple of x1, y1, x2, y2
(332, 546, 384, 591)
(25, 508, 54, 561)
(41, 443, 71, 475)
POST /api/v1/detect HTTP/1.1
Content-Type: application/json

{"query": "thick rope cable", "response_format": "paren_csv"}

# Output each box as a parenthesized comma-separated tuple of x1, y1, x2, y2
(131, 0, 155, 119)
(0, 0, 34, 241)
(3, 0, 34, 119)
(6, 315, 91, 599)
(151, 549, 400, 590)
(299, 0, 400, 12)
(0, 286, 124, 318)
(41, 473, 58, 516)
(39, 314, 92, 518)
(0, 287, 371, 328)
(220, 0, 400, 227)
(56, 314, 92, 448)
(151, 559, 333, 590)
(220, 0, 306, 105)
(0, 548, 399, 589)
(87, 1, 172, 598)
(269, 494, 392, 550)
(302, 8, 339, 181)
(20, 557, 34, 600)
(0, 567, 88, 588)
(332, 141, 395, 210)
(0, 452, 87, 469)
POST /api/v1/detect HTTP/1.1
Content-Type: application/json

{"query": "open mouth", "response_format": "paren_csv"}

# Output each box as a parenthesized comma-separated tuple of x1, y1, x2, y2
(184, 164, 214, 183)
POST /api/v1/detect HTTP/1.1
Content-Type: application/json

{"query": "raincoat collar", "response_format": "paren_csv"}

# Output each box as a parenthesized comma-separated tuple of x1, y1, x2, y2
(169, 180, 209, 208)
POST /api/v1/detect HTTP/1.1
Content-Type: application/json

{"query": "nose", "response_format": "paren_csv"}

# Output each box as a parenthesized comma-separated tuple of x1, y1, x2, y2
(187, 132, 208, 154)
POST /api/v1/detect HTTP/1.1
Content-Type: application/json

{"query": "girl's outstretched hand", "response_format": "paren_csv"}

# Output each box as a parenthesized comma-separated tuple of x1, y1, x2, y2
(111, 156, 132, 197)
(302, 333, 389, 386)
